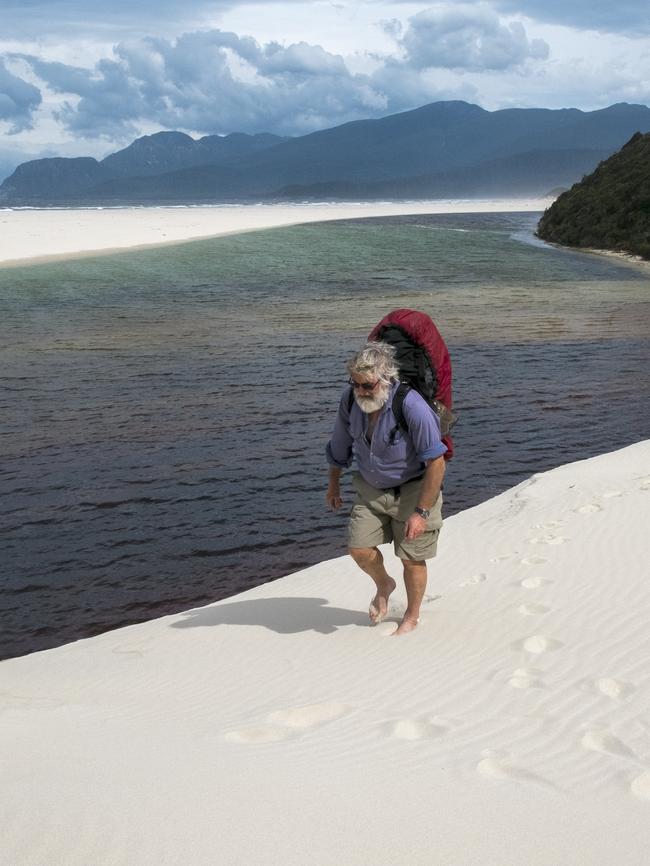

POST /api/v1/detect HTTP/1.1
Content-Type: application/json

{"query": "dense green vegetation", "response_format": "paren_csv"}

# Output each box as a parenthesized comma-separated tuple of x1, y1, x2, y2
(537, 131, 650, 259)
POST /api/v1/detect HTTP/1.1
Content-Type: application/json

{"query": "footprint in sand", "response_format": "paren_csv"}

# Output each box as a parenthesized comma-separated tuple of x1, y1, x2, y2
(602, 490, 623, 499)
(575, 503, 603, 514)
(640, 478, 650, 491)
(459, 573, 487, 587)
(519, 577, 552, 589)
(520, 555, 548, 566)
(476, 750, 551, 786)
(508, 667, 546, 689)
(630, 770, 650, 801)
(580, 729, 636, 759)
(267, 702, 352, 730)
(489, 554, 512, 563)
(225, 702, 353, 744)
(518, 602, 551, 616)
(578, 678, 636, 701)
(385, 716, 450, 741)
(594, 678, 635, 700)
(513, 635, 563, 655)
(527, 534, 569, 546)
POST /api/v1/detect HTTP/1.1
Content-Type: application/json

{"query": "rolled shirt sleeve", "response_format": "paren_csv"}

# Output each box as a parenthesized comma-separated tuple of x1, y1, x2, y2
(401, 389, 448, 462)
(326, 388, 354, 469)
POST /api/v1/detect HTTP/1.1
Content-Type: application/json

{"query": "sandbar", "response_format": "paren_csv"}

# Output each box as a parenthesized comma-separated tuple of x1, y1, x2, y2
(0, 198, 553, 266)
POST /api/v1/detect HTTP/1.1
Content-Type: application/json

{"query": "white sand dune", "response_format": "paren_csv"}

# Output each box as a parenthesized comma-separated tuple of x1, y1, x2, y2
(2, 441, 649, 865)
(0, 198, 552, 266)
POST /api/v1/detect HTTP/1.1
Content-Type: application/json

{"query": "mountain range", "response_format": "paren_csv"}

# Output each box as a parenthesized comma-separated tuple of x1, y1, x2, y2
(2, 100, 650, 205)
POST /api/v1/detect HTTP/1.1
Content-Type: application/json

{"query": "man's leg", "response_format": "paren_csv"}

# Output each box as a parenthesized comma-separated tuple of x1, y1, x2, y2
(349, 547, 397, 624)
(393, 559, 427, 635)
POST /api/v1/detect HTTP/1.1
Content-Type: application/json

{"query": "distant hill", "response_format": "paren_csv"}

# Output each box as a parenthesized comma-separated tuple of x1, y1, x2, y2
(2, 157, 113, 199)
(100, 131, 286, 178)
(0, 131, 288, 203)
(2, 100, 650, 205)
(537, 132, 650, 259)
(275, 148, 610, 200)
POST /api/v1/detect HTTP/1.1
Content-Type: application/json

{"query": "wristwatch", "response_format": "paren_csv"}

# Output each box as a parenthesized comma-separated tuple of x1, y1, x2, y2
(414, 506, 430, 519)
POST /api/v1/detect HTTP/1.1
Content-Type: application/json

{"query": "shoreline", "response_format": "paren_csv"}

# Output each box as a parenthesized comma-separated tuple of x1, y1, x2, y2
(535, 233, 650, 273)
(2, 441, 649, 864)
(580, 245, 650, 272)
(0, 197, 552, 266)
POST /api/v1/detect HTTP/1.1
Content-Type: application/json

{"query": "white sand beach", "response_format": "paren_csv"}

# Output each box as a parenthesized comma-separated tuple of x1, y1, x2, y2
(2, 441, 649, 865)
(0, 198, 552, 266)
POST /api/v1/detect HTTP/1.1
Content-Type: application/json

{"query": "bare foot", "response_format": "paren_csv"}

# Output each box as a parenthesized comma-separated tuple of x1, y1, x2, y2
(392, 616, 419, 636)
(369, 577, 397, 625)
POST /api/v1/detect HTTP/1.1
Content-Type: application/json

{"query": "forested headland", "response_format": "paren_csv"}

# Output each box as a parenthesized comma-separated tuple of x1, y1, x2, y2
(537, 132, 650, 259)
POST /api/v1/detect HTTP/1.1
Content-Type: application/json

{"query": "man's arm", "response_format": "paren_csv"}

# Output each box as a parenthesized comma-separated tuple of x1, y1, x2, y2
(417, 455, 445, 511)
(325, 389, 354, 511)
(405, 456, 445, 540)
(326, 466, 343, 510)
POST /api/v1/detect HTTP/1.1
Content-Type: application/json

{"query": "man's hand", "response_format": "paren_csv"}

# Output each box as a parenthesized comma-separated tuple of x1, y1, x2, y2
(326, 484, 343, 510)
(405, 512, 427, 540)
(404, 456, 444, 539)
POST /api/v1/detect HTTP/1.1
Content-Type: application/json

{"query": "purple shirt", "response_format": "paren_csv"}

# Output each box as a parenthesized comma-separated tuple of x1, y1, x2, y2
(326, 381, 447, 488)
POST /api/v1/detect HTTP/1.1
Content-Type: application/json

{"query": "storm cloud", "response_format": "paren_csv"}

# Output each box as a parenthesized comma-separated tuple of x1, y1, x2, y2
(8, 3, 553, 141)
(17, 31, 390, 138)
(0, 60, 42, 133)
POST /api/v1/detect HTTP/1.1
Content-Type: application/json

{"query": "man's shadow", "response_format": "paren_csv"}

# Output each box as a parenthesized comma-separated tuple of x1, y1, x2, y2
(171, 597, 374, 635)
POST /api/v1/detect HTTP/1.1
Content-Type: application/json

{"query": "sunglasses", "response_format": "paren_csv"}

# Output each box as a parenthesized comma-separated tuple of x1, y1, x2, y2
(348, 378, 379, 391)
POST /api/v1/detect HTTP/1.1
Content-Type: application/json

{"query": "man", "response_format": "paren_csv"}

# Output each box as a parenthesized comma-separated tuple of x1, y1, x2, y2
(326, 341, 447, 635)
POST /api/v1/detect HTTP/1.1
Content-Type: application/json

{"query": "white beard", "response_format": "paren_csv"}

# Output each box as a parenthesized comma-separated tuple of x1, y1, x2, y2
(354, 382, 390, 413)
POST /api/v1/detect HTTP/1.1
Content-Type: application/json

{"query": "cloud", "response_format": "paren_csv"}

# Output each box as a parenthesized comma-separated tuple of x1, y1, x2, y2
(384, 1, 650, 38)
(400, 5, 549, 72)
(20, 56, 151, 139)
(0, 1, 304, 39)
(0, 1, 218, 38)
(15, 30, 394, 139)
(379, 18, 404, 40)
(0, 59, 42, 133)
(258, 41, 348, 77)
(369, 60, 479, 112)
(4, 4, 646, 151)
(10, 7, 554, 143)
(491, 1, 650, 37)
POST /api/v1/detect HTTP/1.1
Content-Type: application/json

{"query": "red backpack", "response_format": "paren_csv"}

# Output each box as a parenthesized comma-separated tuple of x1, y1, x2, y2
(369, 308, 455, 459)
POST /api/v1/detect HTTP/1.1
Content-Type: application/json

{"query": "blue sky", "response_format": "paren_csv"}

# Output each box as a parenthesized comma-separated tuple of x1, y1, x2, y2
(1, 1, 649, 177)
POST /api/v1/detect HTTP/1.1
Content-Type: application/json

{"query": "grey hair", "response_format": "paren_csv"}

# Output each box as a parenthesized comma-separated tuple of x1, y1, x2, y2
(346, 341, 399, 385)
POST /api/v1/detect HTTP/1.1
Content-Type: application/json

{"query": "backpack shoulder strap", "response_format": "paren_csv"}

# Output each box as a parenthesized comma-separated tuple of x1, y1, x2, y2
(346, 385, 354, 415)
(391, 382, 411, 433)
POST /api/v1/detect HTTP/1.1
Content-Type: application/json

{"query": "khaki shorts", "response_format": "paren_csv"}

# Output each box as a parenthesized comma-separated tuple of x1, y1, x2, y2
(348, 472, 443, 561)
